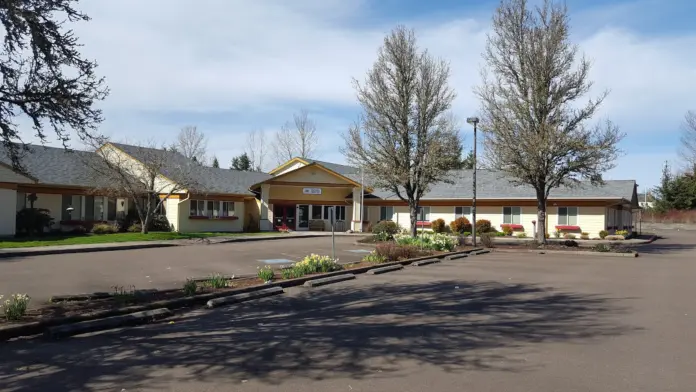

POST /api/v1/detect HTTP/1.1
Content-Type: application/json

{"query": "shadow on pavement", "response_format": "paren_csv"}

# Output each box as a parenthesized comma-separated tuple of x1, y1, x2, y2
(0, 280, 639, 391)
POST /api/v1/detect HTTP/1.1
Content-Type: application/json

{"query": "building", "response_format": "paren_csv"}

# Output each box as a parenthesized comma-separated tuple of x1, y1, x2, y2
(0, 143, 639, 237)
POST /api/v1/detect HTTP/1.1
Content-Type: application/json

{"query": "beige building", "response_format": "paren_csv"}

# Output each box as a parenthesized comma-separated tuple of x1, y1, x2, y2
(0, 144, 639, 238)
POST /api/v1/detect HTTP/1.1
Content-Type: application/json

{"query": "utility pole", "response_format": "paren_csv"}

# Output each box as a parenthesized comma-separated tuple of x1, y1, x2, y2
(466, 117, 479, 247)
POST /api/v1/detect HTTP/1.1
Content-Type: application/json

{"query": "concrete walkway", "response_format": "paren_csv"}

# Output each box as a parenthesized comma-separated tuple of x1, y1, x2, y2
(0, 231, 368, 258)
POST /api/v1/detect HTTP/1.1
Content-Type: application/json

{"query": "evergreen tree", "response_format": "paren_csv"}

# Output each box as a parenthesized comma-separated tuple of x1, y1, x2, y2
(231, 153, 253, 171)
(212, 156, 220, 168)
(458, 150, 474, 170)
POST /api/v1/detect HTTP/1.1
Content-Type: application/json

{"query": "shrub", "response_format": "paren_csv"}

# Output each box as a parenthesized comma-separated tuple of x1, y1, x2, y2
(563, 239, 579, 247)
(545, 232, 550, 239)
(149, 214, 172, 232)
(375, 243, 420, 261)
(91, 223, 117, 235)
(494, 232, 507, 237)
(127, 223, 142, 233)
(1, 294, 30, 321)
(553, 229, 561, 238)
(449, 217, 472, 234)
(563, 233, 576, 239)
(580, 234, 590, 240)
(605, 235, 625, 241)
(599, 230, 609, 239)
(69, 225, 88, 235)
(516, 232, 527, 238)
(371, 220, 399, 240)
(615, 230, 629, 237)
(257, 266, 275, 282)
(362, 251, 387, 264)
(394, 232, 458, 251)
(480, 233, 494, 248)
(593, 244, 611, 252)
(475, 219, 492, 233)
(501, 224, 513, 236)
(462, 231, 471, 237)
(15, 208, 54, 236)
(206, 273, 228, 289)
(182, 279, 197, 296)
(581, 232, 589, 236)
(431, 218, 446, 233)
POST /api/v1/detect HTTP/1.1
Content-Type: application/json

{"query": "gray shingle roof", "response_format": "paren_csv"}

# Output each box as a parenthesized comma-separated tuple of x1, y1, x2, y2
(0, 144, 100, 187)
(111, 143, 271, 195)
(347, 170, 636, 201)
(306, 159, 359, 175)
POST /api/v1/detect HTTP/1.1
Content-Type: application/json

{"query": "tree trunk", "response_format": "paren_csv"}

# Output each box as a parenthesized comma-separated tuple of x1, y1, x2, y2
(141, 212, 150, 234)
(536, 196, 547, 244)
(409, 201, 418, 237)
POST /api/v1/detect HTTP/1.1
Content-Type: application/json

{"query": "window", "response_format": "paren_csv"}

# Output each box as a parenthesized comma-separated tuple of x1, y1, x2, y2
(418, 206, 430, 221)
(312, 205, 323, 220)
(221, 201, 234, 217)
(190, 200, 205, 216)
(322, 205, 346, 221)
(503, 206, 521, 224)
(190, 199, 235, 218)
(379, 206, 394, 221)
(558, 207, 578, 225)
(94, 197, 105, 221)
(455, 206, 471, 219)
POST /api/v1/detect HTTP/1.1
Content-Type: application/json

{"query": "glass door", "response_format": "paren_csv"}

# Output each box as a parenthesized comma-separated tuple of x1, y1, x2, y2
(297, 205, 309, 230)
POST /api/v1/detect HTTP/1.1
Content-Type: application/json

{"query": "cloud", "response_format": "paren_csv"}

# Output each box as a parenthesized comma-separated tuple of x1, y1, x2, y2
(23, 0, 696, 188)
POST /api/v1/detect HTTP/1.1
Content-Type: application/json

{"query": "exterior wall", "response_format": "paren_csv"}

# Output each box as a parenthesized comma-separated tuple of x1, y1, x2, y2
(176, 199, 245, 233)
(244, 198, 261, 231)
(0, 189, 17, 236)
(275, 166, 350, 185)
(363, 203, 608, 238)
(269, 186, 352, 203)
(165, 197, 181, 231)
(30, 193, 63, 229)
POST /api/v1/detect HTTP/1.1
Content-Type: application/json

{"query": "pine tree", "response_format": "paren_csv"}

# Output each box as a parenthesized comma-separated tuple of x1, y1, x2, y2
(212, 156, 220, 168)
(230, 153, 253, 171)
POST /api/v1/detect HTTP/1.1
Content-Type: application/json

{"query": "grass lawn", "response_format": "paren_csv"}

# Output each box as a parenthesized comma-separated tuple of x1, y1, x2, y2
(0, 232, 280, 249)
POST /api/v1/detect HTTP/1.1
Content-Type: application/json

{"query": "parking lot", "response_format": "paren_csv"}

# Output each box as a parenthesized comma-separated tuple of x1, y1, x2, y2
(0, 236, 373, 303)
(1, 230, 695, 391)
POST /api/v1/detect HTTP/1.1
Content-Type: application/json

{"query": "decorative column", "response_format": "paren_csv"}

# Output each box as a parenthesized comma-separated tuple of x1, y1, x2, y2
(260, 184, 272, 231)
(351, 187, 362, 231)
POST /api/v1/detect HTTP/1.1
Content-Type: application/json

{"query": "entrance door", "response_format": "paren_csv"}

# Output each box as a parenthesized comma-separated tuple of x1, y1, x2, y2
(273, 205, 296, 230)
(297, 204, 309, 230)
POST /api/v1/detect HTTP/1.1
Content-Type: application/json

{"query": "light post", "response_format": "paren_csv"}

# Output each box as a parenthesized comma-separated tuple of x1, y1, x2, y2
(466, 117, 479, 247)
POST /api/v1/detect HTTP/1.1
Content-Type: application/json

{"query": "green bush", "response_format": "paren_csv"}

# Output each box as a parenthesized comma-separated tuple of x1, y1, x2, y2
(494, 232, 507, 237)
(394, 232, 458, 251)
(69, 225, 87, 235)
(564, 233, 576, 239)
(182, 279, 197, 296)
(462, 231, 471, 237)
(615, 230, 629, 237)
(516, 232, 527, 238)
(91, 223, 117, 235)
(449, 217, 472, 234)
(475, 219, 492, 233)
(257, 266, 275, 282)
(362, 251, 387, 264)
(599, 230, 609, 239)
(431, 218, 446, 233)
(553, 229, 562, 238)
(15, 208, 54, 236)
(371, 220, 400, 240)
(1, 294, 30, 321)
(127, 223, 142, 233)
(593, 244, 611, 252)
(150, 214, 172, 232)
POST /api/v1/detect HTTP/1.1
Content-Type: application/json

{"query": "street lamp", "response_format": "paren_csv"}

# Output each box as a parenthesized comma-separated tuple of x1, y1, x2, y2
(466, 116, 479, 247)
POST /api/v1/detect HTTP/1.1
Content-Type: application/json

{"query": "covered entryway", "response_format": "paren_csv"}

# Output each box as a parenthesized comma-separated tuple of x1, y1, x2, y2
(273, 204, 296, 230)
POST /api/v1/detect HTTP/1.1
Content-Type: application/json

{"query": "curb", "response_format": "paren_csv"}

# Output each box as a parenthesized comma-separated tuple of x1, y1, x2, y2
(45, 308, 172, 339)
(304, 274, 356, 288)
(206, 287, 284, 308)
(0, 243, 179, 259)
(1, 247, 486, 341)
(491, 248, 639, 258)
(471, 249, 491, 255)
(367, 265, 403, 275)
(445, 254, 469, 261)
(411, 258, 440, 266)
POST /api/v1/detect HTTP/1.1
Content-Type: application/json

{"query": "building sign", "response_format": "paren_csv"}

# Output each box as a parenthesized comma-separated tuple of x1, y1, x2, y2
(302, 188, 322, 195)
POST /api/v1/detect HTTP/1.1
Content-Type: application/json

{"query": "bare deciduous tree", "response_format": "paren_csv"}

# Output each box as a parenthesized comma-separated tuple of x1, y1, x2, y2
(174, 126, 207, 163)
(245, 129, 267, 171)
(273, 110, 317, 164)
(680, 110, 696, 167)
(476, 0, 624, 243)
(86, 140, 198, 234)
(343, 26, 462, 237)
(1, 0, 108, 171)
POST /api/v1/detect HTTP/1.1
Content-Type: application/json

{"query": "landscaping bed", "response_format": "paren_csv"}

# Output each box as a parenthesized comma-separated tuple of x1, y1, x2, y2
(492, 241, 635, 254)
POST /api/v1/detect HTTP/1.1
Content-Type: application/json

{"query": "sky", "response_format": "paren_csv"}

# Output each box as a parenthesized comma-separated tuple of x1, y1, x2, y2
(23, 0, 696, 192)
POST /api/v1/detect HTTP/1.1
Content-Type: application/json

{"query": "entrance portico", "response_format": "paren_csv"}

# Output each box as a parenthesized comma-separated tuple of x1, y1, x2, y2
(251, 160, 364, 232)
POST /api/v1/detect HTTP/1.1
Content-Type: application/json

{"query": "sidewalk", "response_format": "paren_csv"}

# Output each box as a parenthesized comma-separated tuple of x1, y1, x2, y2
(0, 231, 369, 258)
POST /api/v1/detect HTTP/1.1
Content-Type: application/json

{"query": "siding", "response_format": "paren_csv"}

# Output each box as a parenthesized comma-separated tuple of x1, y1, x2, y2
(0, 189, 17, 236)
(165, 197, 180, 231)
(274, 161, 307, 176)
(177, 199, 245, 233)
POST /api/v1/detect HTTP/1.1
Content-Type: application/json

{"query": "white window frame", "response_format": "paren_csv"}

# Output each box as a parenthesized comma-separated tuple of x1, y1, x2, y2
(502, 206, 521, 224)
(190, 199, 235, 218)
(379, 206, 394, 221)
(417, 206, 431, 221)
(557, 206, 579, 226)
(454, 206, 471, 219)
(323, 205, 346, 221)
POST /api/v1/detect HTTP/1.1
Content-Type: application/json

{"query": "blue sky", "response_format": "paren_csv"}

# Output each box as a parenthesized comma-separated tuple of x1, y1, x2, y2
(26, 0, 696, 192)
